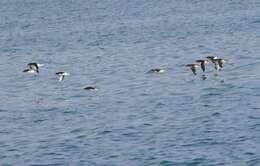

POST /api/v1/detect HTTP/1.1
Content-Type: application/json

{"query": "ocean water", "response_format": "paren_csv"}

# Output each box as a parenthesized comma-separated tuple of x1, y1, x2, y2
(1, 0, 260, 165)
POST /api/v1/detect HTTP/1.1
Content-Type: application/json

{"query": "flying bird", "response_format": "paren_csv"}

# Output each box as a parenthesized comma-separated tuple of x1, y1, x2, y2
(56, 72, 69, 81)
(148, 68, 165, 73)
(28, 63, 39, 73)
(196, 59, 209, 72)
(206, 56, 226, 71)
(84, 86, 98, 91)
(186, 64, 200, 75)
(211, 58, 226, 71)
(23, 62, 43, 73)
(215, 58, 225, 68)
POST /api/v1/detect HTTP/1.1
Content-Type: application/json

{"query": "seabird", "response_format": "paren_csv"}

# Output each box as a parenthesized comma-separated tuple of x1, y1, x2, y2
(148, 68, 165, 73)
(215, 58, 225, 68)
(206, 56, 218, 63)
(56, 72, 69, 81)
(84, 86, 97, 91)
(196, 59, 209, 72)
(186, 64, 200, 75)
(27, 63, 40, 73)
(206, 56, 223, 71)
(211, 58, 225, 71)
(23, 62, 43, 73)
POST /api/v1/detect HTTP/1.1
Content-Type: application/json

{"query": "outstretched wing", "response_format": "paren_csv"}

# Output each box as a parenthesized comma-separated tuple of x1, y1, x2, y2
(56, 72, 63, 75)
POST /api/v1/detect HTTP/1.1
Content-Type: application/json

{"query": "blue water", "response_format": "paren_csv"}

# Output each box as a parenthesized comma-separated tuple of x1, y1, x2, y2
(1, 0, 260, 165)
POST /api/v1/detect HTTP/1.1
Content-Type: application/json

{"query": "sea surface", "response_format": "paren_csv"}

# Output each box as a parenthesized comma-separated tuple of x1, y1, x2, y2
(1, 0, 260, 165)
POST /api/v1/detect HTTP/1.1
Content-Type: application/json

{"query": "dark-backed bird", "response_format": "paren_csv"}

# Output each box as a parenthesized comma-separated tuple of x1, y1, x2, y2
(23, 62, 43, 74)
(84, 86, 98, 91)
(56, 72, 69, 81)
(215, 58, 225, 68)
(27, 63, 40, 73)
(206, 56, 218, 63)
(148, 68, 165, 73)
(196, 59, 209, 72)
(211, 58, 225, 71)
(206, 56, 224, 71)
(186, 64, 200, 75)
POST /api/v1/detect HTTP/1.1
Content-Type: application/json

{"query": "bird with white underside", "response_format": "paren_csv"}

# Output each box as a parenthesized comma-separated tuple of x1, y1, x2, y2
(56, 72, 70, 81)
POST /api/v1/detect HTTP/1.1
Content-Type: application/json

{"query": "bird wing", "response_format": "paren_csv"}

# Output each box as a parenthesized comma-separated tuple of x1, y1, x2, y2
(84, 86, 96, 90)
(59, 75, 64, 81)
(201, 63, 205, 72)
(23, 69, 29, 72)
(218, 61, 223, 68)
(191, 67, 196, 75)
(196, 60, 203, 63)
(214, 62, 220, 71)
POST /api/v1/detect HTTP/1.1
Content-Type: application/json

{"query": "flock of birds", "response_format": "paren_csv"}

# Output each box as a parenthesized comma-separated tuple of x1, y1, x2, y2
(186, 55, 226, 75)
(22, 55, 226, 90)
(23, 62, 97, 90)
(148, 55, 226, 76)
